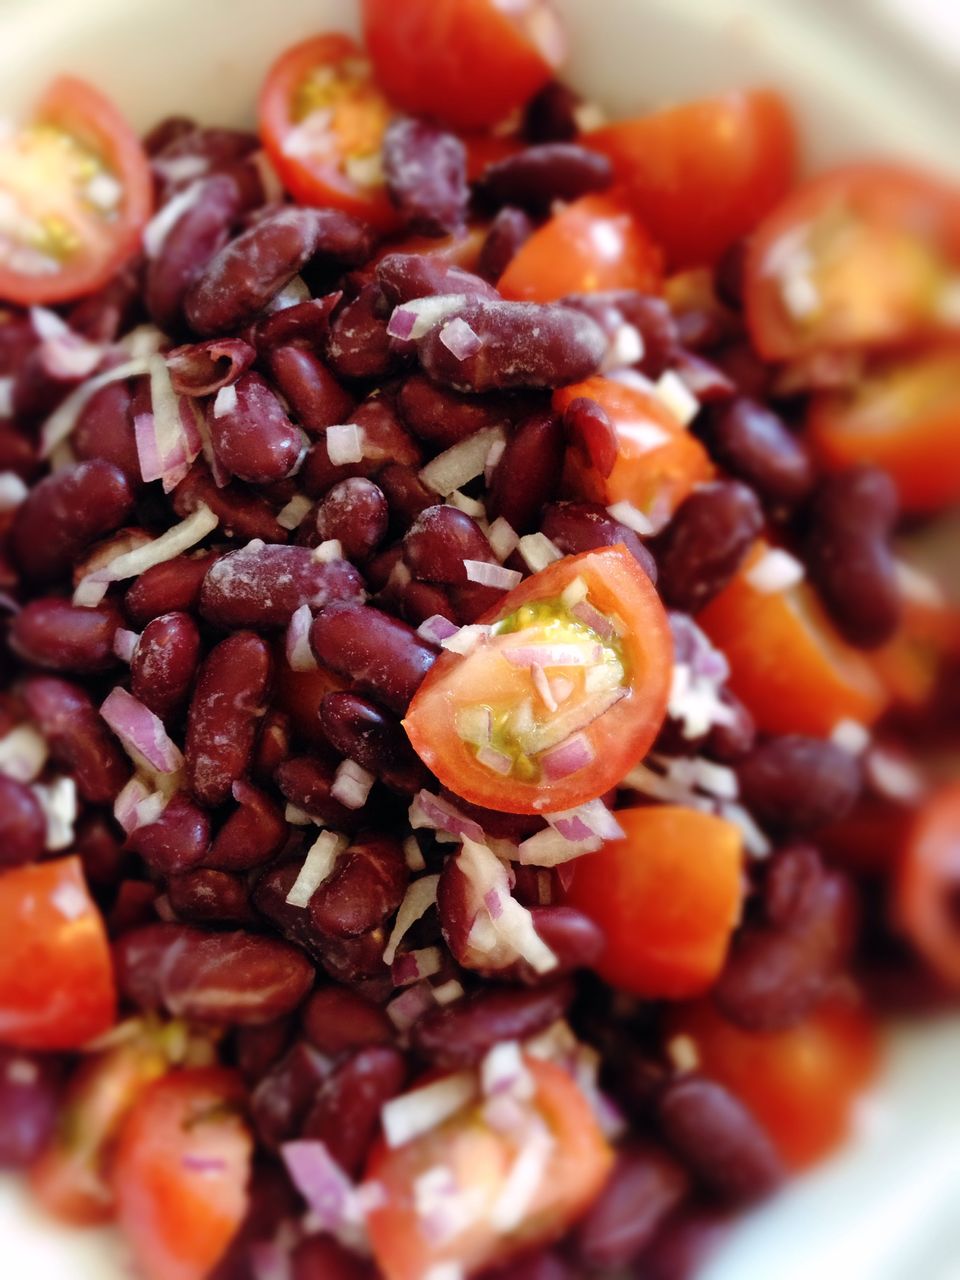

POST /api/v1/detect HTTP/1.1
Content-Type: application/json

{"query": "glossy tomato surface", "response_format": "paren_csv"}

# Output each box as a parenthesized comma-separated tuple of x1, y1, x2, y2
(895, 784, 960, 988)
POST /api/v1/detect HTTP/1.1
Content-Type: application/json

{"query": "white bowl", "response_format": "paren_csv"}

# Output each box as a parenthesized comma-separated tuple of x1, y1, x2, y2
(1, 1, 958, 1277)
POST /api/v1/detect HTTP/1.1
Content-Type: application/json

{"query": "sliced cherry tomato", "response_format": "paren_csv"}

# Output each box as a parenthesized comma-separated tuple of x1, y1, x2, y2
(361, 0, 565, 131)
(0, 856, 115, 1050)
(563, 806, 744, 998)
(808, 349, 960, 514)
(744, 165, 960, 360)
(258, 34, 399, 231)
(112, 1068, 252, 1280)
(0, 76, 152, 306)
(697, 541, 888, 737)
(553, 375, 714, 526)
(404, 547, 672, 814)
(365, 1058, 613, 1280)
(584, 91, 797, 269)
(497, 192, 663, 302)
(895, 783, 960, 988)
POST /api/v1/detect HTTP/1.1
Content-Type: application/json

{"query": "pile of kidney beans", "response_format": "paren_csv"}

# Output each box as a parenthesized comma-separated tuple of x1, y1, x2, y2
(0, 78, 952, 1280)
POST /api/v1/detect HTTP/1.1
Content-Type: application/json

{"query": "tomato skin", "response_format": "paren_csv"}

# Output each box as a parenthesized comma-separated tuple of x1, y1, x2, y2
(0, 76, 152, 306)
(497, 193, 663, 303)
(0, 856, 115, 1050)
(666, 1000, 879, 1169)
(403, 546, 673, 814)
(585, 91, 797, 269)
(895, 784, 960, 988)
(361, 0, 563, 131)
(112, 1068, 253, 1280)
(563, 807, 744, 998)
(365, 1058, 613, 1280)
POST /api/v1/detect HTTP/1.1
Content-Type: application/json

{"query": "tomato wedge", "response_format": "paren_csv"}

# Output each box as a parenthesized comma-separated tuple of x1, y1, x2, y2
(112, 1068, 253, 1280)
(563, 807, 744, 998)
(585, 91, 797, 269)
(0, 856, 115, 1050)
(497, 193, 663, 303)
(895, 784, 960, 988)
(744, 165, 960, 360)
(258, 33, 399, 230)
(0, 76, 152, 306)
(553, 376, 714, 527)
(365, 1058, 613, 1280)
(403, 546, 672, 814)
(361, 0, 565, 131)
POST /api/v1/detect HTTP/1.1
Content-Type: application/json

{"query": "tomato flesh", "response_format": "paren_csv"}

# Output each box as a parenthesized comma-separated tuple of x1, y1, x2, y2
(403, 546, 672, 814)
(895, 784, 960, 988)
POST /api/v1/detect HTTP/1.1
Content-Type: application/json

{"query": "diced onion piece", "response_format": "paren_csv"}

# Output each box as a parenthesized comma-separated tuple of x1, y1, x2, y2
(517, 826, 598, 866)
(285, 604, 317, 672)
(417, 614, 459, 644)
(570, 599, 615, 641)
(330, 758, 375, 810)
(539, 732, 595, 779)
(487, 516, 519, 563)
(456, 705, 492, 747)
(503, 641, 601, 668)
(381, 875, 442, 966)
(266, 275, 311, 313)
(547, 798, 624, 843)
(313, 539, 343, 564)
(0, 472, 28, 512)
(560, 576, 588, 610)
(441, 623, 491, 656)
(894, 559, 946, 608)
(392, 946, 443, 987)
(624, 761, 714, 811)
(866, 748, 926, 803)
(0, 725, 48, 784)
(447, 489, 486, 518)
(458, 837, 558, 974)
(517, 532, 562, 574)
(476, 745, 513, 775)
(100, 688, 184, 775)
(653, 754, 739, 800)
(386, 294, 471, 342)
(281, 1140, 365, 1236)
(113, 775, 151, 834)
(276, 494, 313, 531)
(745, 547, 805, 594)
(381, 1072, 477, 1149)
(33, 776, 78, 852)
(212, 384, 238, 418)
(135, 355, 202, 490)
(438, 317, 482, 361)
(285, 831, 345, 907)
(403, 835, 426, 871)
(142, 180, 205, 257)
(285, 803, 313, 826)
(463, 559, 521, 590)
(481, 1041, 534, 1100)
(654, 369, 700, 426)
(718, 801, 771, 858)
(0, 377, 13, 418)
(606, 500, 655, 536)
(420, 425, 506, 497)
(831, 718, 871, 755)
(526, 686, 626, 755)
(432, 979, 464, 1006)
(40, 356, 154, 457)
(387, 982, 436, 1032)
(112, 628, 140, 663)
(602, 322, 644, 371)
(409, 791, 485, 843)
(73, 504, 219, 606)
(325, 423, 364, 465)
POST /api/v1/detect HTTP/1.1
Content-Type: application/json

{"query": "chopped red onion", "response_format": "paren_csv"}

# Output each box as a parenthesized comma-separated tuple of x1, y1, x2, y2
(285, 604, 318, 672)
(420, 425, 506, 497)
(417, 614, 460, 644)
(391, 946, 443, 987)
(382, 874, 441, 966)
(113, 775, 151, 834)
(517, 532, 562, 573)
(476, 745, 513, 776)
(516, 827, 598, 867)
(325, 423, 364, 465)
(463, 559, 521, 590)
(100, 688, 185, 775)
(330, 758, 375, 810)
(112, 628, 140, 663)
(40, 355, 154, 458)
(570, 599, 615, 640)
(135, 356, 202, 491)
(441, 623, 492, 656)
(73, 505, 219, 607)
(539, 732, 595, 779)
(531, 664, 557, 713)
(480, 1041, 534, 1100)
(409, 791, 485, 844)
(548, 798, 624, 842)
(249, 1240, 292, 1280)
(526, 686, 626, 754)
(387, 981, 436, 1032)
(286, 831, 345, 908)
(503, 641, 601, 668)
(386, 293, 471, 342)
(438, 317, 482, 361)
(281, 1140, 364, 1235)
(381, 1072, 477, 1148)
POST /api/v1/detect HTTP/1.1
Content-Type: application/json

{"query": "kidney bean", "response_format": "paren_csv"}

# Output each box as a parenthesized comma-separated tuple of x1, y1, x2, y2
(200, 542, 364, 630)
(488, 410, 565, 532)
(107, 879, 158, 933)
(129, 611, 201, 720)
(634, 1206, 732, 1280)
(737, 735, 862, 831)
(151, 126, 259, 191)
(403, 504, 497, 585)
(410, 982, 572, 1068)
(478, 143, 612, 213)
(9, 599, 121, 673)
(478, 206, 535, 282)
(185, 207, 373, 336)
(250, 1041, 332, 1149)
(311, 478, 389, 563)
(397, 376, 512, 452)
(126, 793, 211, 875)
(324, 283, 411, 382)
(321, 691, 428, 793)
(255, 293, 342, 349)
(172, 464, 289, 543)
(805, 466, 901, 649)
(114, 922, 315, 1024)
(23, 676, 130, 805)
(375, 252, 499, 306)
(305, 1045, 408, 1176)
(707, 397, 814, 507)
(703, 690, 756, 763)
(561, 395, 617, 477)
(0, 424, 40, 482)
(233, 1016, 293, 1084)
(764, 843, 828, 927)
(310, 602, 436, 715)
(185, 632, 272, 807)
(123, 550, 219, 627)
(671, 350, 737, 405)
(301, 396, 422, 498)
(561, 291, 679, 379)
(309, 835, 408, 940)
(274, 757, 363, 831)
(0, 1049, 62, 1169)
(523, 80, 581, 142)
(167, 868, 254, 925)
(265, 346, 355, 436)
(11, 346, 85, 423)
(712, 340, 773, 401)
(166, 337, 255, 397)
(143, 114, 195, 155)
(0, 776, 46, 868)
(292, 1235, 376, 1280)
(655, 481, 764, 612)
(541, 501, 657, 581)
(574, 1142, 690, 1269)
(10, 460, 134, 583)
(206, 371, 304, 484)
(206, 781, 286, 871)
(383, 118, 469, 237)
(418, 299, 606, 392)
(657, 1075, 784, 1203)
(301, 986, 393, 1055)
(525, 905, 605, 978)
(72, 379, 141, 486)
(66, 257, 143, 342)
(252, 859, 323, 957)
(376, 464, 436, 532)
(73, 811, 126, 885)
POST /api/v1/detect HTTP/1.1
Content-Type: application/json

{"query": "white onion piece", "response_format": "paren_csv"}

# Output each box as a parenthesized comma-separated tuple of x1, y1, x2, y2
(330, 758, 375, 810)
(212, 383, 238, 418)
(403, 835, 426, 871)
(73, 504, 219, 606)
(420, 425, 506, 497)
(0, 376, 13, 418)
(325, 423, 364, 465)
(831, 718, 871, 755)
(447, 489, 486, 519)
(386, 294, 471, 342)
(112, 628, 141, 663)
(624, 761, 715, 809)
(517, 532, 562, 574)
(285, 604, 318, 672)
(606, 500, 656, 536)
(0, 472, 28, 512)
(654, 369, 700, 426)
(489, 1125, 554, 1232)
(476, 745, 513, 776)
(40, 356, 154, 457)
(0, 725, 48, 784)
(100, 688, 185, 775)
(525, 686, 626, 754)
(381, 1072, 477, 1149)
(481, 1041, 533, 1100)
(33, 776, 77, 852)
(745, 547, 805, 594)
(486, 516, 518, 563)
(276, 494, 313, 531)
(286, 831, 345, 907)
(516, 827, 599, 866)
(440, 623, 491, 656)
(560, 575, 588, 609)
(135, 355, 202, 490)
(409, 791, 485, 843)
(653, 754, 739, 800)
(313, 539, 343, 563)
(717, 801, 771, 858)
(463, 559, 521, 590)
(113, 775, 152, 834)
(458, 837, 557, 974)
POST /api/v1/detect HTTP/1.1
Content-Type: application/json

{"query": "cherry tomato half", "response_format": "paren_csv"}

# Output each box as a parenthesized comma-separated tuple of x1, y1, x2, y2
(365, 1058, 613, 1280)
(563, 806, 744, 998)
(0, 76, 152, 306)
(895, 783, 960, 988)
(258, 33, 399, 230)
(361, 0, 565, 131)
(403, 546, 672, 814)
(0, 856, 115, 1050)
(744, 164, 960, 360)
(585, 91, 797, 269)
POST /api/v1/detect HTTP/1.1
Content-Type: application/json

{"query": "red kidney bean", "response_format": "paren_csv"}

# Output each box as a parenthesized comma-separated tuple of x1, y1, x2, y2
(301, 396, 422, 498)
(712, 340, 773, 401)
(377, 463, 437, 530)
(172, 464, 289, 543)
(321, 691, 429, 794)
(309, 835, 408, 939)
(574, 1142, 690, 1269)
(561, 291, 679, 379)
(737, 735, 862, 831)
(0, 776, 46, 868)
(324, 283, 412, 382)
(765, 843, 829, 927)
(206, 781, 286, 870)
(207, 371, 304, 484)
(151, 126, 259, 192)
(654, 481, 764, 612)
(305, 1045, 408, 1176)
(72, 379, 141, 486)
(233, 1016, 293, 1084)
(411, 982, 573, 1068)
(634, 1206, 732, 1280)
(523, 80, 581, 142)
(71, 525, 151, 588)
(703, 689, 756, 763)
(114, 922, 315, 1024)
(404, 504, 497, 586)
(274, 757, 364, 831)
(73, 811, 126, 884)
(165, 867, 252, 925)
(66, 258, 143, 342)
(805, 466, 901, 649)
(145, 174, 243, 330)
(478, 143, 612, 212)
(0, 1049, 62, 1169)
(123, 550, 219, 626)
(488, 409, 565, 532)
(364, 544, 403, 592)
(125, 793, 211, 875)
(383, 118, 469, 237)
(108, 880, 159, 933)
(671, 350, 737, 405)
(185, 631, 272, 807)
(417, 299, 606, 392)
(301, 986, 393, 1055)
(9, 598, 122, 673)
(166, 337, 255, 397)
(292, 1234, 376, 1280)
(310, 602, 437, 715)
(252, 858, 325, 957)
(251, 709, 292, 784)
(23, 675, 130, 804)
(561, 395, 617, 477)
(657, 1075, 784, 1203)
(707, 397, 814, 507)
(375, 253, 499, 306)
(312, 478, 388, 563)
(478, 206, 535, 282)
(143, 114, 196, 155)
(10, 460, 134, 583)
(255, 293, 342, 349)
(185, 207, 373, 336)
(11, 347, 84, 424)
(250, 1041, 331, 1149)
(200, 542, 364, 630)
(0, 424, 41, 481)
(541, 501, 657, 581)
(524, 905, 605, 979)
(129, 611, 201, 720)
(265, 345, 355, 436)
(396, 372, 517, 449)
